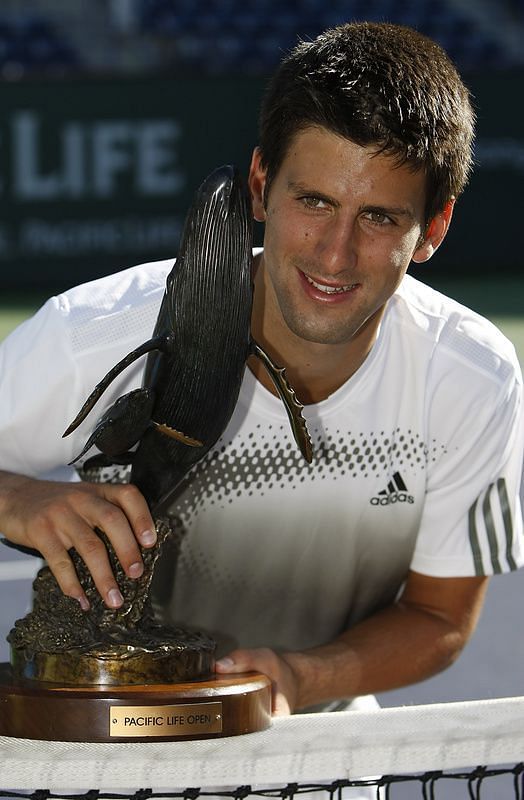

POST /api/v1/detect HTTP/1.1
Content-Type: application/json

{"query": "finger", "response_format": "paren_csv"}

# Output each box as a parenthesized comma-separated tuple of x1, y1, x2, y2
(215, 649, 254, 673)
(65, 520, 126, 608)
(272, 690, 292, 716)
(45, 549, 91, 610)
(216, 649, 292, 716)
(215, 647, 276, 674)
(43, 505, 126, 609)
(79, 489, 148, 582)
(34, 520, 91, 610)
(102, 483, 157, 549)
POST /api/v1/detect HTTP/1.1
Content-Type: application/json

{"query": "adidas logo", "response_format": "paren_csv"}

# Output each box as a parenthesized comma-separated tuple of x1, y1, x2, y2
(370, 471, 415, 506)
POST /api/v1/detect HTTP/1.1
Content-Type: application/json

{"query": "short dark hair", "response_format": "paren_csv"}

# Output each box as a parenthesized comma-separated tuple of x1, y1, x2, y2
(258, 22, 475, 223)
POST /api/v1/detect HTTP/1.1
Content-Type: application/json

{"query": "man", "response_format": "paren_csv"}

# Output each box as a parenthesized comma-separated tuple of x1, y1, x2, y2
(0, 22, 522, 719)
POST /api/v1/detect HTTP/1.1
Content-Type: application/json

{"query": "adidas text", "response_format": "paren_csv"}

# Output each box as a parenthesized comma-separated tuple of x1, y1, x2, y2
(370, 492, 414, 506)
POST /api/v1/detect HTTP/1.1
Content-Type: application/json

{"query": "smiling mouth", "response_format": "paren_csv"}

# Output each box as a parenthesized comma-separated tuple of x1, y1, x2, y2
(304, 274, 358, 294)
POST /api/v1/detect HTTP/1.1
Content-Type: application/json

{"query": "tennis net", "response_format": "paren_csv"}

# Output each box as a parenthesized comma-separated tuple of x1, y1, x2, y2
(1, 695, 523, 799)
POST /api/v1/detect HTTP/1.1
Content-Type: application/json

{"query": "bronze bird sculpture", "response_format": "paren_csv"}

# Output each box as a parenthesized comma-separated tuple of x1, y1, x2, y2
(64, 164, 312, 516)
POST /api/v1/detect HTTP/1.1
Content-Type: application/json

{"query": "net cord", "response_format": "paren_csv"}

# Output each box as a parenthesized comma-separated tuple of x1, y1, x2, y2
(0, 696, 523, 791)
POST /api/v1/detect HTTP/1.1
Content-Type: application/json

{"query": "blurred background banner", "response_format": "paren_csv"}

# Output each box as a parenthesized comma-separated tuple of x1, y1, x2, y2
(0, 0, 522, 292)
(0, 75, 261, 291)
(0, 72, 523, 292)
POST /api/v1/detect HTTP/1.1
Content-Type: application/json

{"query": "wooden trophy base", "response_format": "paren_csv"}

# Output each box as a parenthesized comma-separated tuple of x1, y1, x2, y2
(0, 663, 271, 742)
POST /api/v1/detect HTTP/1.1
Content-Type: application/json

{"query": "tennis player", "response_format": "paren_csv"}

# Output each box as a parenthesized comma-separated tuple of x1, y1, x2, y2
(0, 22, 522, 722)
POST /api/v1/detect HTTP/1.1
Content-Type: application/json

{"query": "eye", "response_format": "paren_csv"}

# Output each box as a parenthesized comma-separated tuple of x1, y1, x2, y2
(363, 210, 394, 226)
(300, 195, 329, 210)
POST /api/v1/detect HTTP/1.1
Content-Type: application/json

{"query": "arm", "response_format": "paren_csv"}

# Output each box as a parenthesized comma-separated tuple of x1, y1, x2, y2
(0, 470, 156, 610)
(215, 570, 489, 715)
(0, 280, 163, 611)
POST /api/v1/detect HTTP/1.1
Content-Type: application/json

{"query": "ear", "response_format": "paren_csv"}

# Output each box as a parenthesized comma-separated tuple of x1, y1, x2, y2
(412, 200, 455, 264)
(248, 147, 267, 223)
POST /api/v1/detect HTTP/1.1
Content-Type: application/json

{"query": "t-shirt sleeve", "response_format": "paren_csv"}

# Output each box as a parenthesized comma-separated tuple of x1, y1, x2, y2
(0, 295, 86, 478)
(0, 293, 143, 479)
(410, 346, 523, 577)
(0, 263, 168, 482)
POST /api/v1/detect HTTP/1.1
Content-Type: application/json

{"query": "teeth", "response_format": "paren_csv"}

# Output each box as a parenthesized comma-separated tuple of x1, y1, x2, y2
(305, 275, 356, 294)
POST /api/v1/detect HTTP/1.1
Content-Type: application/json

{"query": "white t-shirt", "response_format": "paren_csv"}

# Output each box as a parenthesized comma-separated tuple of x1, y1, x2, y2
(0, 257, 522, 655)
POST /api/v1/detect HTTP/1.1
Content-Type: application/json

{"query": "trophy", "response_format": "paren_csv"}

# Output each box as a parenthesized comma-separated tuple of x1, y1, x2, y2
(0, 165, 312, 743)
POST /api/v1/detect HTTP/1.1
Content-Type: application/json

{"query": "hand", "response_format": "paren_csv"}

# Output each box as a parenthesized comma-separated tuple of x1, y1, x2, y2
(215, 647, 300, 716)
(0, 471, 156, 610)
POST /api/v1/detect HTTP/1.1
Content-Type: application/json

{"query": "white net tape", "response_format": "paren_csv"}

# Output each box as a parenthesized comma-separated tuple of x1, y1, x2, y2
(1, 695, 523, 792)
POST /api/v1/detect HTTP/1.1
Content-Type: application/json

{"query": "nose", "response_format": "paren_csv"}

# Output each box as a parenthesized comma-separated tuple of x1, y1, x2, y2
(315, 213, 357, 276)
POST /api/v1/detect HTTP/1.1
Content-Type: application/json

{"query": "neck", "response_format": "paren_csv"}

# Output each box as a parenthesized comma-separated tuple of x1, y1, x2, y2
(249, 256, 384, 405)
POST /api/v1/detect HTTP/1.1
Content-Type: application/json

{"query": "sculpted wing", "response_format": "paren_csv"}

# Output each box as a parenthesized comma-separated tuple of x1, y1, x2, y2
(251, 340, 313, 463)
(62, 335, 167, 437)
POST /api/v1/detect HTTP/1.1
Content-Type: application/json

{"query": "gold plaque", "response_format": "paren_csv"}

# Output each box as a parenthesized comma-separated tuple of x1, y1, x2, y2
(109, 701, 223, 738)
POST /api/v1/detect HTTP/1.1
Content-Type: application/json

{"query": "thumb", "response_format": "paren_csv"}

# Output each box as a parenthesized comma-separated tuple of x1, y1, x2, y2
(215, 649, 252, 673)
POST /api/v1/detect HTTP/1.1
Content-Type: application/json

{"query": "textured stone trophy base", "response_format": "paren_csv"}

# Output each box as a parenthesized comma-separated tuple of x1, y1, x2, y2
(9, 626, 217, 685)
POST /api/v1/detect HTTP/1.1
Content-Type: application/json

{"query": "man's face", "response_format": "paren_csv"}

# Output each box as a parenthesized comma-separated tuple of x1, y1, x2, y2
(250, 126, 433, 348)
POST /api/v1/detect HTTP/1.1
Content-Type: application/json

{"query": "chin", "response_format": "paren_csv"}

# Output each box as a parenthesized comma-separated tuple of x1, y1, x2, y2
(287, 320, 360, 346)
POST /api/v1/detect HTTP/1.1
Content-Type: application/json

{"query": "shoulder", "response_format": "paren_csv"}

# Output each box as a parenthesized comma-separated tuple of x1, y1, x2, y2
(35, 258, 173, 356)
(389, 274, 521, 391)
(59, 258, 172, 322)
(0, 259, 174, 473)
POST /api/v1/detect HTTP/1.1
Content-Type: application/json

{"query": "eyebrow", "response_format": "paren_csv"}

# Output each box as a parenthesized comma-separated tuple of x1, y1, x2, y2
(361, 204, 417, 220)
(287, 181, 416, 219)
